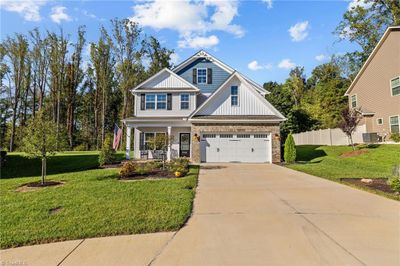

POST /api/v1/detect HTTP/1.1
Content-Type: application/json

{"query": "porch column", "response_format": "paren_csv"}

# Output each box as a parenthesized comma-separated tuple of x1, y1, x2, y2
(167, 126, 172, 161)
(126, 126, 131, 160)
(134, 127, 140, 159)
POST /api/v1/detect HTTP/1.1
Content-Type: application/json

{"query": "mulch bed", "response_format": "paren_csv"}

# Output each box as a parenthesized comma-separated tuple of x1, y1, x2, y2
(99, 161, 126, 169)
(16, 181, 64, 192)
(119, 169, 176, 181)
(340, 150, 369, 158)
(340, 178, 398, 194)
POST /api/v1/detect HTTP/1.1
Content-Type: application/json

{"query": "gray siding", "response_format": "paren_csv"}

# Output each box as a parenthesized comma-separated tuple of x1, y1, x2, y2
(176, 58, 230, 94)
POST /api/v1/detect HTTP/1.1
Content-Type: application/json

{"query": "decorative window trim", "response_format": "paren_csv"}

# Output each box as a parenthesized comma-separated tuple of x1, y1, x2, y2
(180, 93, 190, 110)
(389, 115, 400, 133)
(351, 94, 357, 108)
(390, 76, 400, 96)
(231, 85, 239, 106)
(145, 93, 167, 110)
(197, 68, 207, 84)
(377, 118, 383, 125)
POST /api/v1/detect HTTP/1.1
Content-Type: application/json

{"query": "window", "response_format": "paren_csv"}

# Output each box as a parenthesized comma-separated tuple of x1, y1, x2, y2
(197, 68, 207, 84)
(231, 86, 239, 106)
(391, 77, 400, 96)
(145, 94, 155, 109)
(202, 134, 216, 138)
(220, 134, 233, 138)
(389, 115, 399, 133)
(180, 94, 190, 110)
(156, 94, 167, 109)
(237, 134, 250, 138)
(377, 118, 383, 125)
(144, 132, 166, 150)
(254, 134, 268, 138)
(145, 94, 166, 110)
(351, 95, 357, 108)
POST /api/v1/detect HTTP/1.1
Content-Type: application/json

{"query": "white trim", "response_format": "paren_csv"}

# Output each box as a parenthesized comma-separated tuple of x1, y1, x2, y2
(197, 68, 207, 84)
(145, 93, 167, 110)
(377, 118, 383, 125)
(389, 115, 400, 133)
(189, 119, 285, 123)
(390, 76, 400, 96)
(180, 93, 190, 110)
(230, 85, 239, 107)
(345, 26, 400, 95)
(132, 68, 199, 92)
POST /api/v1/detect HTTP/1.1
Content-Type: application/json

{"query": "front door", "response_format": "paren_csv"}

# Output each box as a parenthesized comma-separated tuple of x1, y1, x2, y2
(179, 133, 191, 157)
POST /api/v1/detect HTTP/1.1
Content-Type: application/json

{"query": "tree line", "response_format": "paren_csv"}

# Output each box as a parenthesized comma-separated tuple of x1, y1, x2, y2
(1, 19, 173, 152)
(266, 0, 399, 138)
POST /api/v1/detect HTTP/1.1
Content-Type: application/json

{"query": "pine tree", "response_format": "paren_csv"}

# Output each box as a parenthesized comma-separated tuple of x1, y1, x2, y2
(284, 133, 296, 164)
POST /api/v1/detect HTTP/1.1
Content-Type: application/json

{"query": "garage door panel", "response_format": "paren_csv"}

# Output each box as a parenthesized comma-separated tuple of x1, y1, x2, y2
(201, 133, 271, 163)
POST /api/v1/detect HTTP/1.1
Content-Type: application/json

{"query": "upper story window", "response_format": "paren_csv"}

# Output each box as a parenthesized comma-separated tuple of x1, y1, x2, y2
(197, 68, 207, 84)
(180, 94, 190, 110)
(389, 115, 399, 133)
(391, 77, 400, 96)
(231, 86, 239, 106)
(145, 94, 167, 110)
(351, 95, 357, 108)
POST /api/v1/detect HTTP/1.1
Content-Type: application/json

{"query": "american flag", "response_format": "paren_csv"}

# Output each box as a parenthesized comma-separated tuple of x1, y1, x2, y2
(113, 124, 123, 150)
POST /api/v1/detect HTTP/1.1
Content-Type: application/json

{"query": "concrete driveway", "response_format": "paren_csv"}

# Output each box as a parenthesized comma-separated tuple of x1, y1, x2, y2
(2, 164, 399, 266)
(152, 164, 400, 266)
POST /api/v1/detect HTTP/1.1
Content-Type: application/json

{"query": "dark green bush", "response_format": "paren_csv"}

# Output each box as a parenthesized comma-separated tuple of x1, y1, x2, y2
(0, 150, 7, 167)
(284, 133, 296, 163)
(98, 134, 116, 166)
(388, 164, 400, 192)
(390, 133, 400, 143)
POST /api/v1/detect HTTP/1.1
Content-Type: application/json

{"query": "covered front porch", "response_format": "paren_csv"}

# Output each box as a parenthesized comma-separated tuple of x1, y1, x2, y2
(124, 118, 192, 161)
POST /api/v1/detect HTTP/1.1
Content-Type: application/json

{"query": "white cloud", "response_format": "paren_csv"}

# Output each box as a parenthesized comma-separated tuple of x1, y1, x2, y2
(247, 60, 272, 71)
(178, 35, 219, 49)
(288, 21, 309, 42)
(315, 54, 328, 62)
(170, 53, 180, 65)
(262, 0, 273, 9)
(130, 0, 243, 49)
(347, 0, 372, 10)
(278, 59, 296, 69)
(0, 0, 47, 21)
(50, 6, 71, 24)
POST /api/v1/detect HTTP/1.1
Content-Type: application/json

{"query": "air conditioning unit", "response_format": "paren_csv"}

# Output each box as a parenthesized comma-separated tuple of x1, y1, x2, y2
(362, 133, 379, 143)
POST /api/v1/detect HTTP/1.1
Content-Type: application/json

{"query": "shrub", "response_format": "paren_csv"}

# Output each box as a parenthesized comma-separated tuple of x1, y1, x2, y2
(390, 133, 400, 143)
(284, 133, 296, 163)
(0, 150, 7, 167)
(168, 157, 190, 176)
(99, 134, 116, 166)
(120, 161, 137, 178)
(73, 144, 87, 151)
(388, 164, 400, 193)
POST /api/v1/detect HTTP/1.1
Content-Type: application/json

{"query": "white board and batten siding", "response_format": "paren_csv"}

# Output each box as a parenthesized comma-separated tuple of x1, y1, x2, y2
(143, 71, 193, 89)
(196, 76, 275, 116)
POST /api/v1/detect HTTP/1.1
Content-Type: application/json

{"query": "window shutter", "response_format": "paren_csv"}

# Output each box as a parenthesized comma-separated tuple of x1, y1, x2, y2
(167, 93, 172, 110)
(140, 132, 144, 150)
(192, 68, 197, 84)
(207, 68, 212, 84)
(140, 94, 145, 110)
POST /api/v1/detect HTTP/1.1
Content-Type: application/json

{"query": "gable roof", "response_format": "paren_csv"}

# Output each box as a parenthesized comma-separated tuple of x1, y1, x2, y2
(345, 26, 400, 96)
(131, 68, 199, 92)
(189, 71, 285, 121)
(173, 50, 268, 95)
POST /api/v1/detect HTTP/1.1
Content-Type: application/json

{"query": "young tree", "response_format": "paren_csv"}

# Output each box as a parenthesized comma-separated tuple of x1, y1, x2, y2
(284, 133, 296, 164)
(98, 133, 116, 166)
(21, 111, 60, 185)
(339, 107, 362, 150)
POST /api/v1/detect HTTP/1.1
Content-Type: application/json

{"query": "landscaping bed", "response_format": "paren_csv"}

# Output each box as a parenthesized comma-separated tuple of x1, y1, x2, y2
(340, 178, 398, 194)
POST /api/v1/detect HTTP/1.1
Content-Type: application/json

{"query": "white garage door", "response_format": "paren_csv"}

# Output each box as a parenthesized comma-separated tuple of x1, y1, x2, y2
(200, 133, 271, 163)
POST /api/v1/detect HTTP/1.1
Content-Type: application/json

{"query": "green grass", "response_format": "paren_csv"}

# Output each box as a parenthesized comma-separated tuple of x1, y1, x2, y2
(288, 144, 400, 180)
(0, 152, 199, 249)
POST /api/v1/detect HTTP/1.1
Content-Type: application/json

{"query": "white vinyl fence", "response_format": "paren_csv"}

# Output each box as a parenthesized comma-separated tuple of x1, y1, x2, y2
(292, 125, 367, 146)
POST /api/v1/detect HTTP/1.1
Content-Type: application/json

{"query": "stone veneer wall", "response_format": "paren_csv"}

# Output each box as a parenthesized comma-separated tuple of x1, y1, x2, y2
(191, 123, 281, 164)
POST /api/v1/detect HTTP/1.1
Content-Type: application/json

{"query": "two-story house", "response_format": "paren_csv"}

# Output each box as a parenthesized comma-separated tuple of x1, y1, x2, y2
(345, 26, 400, 141)
(123, 51, 285, 163)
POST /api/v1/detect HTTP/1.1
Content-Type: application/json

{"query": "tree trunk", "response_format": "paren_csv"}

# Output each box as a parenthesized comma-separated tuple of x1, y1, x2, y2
(41, 157, 46, 185)
(9, 109, 17, 152)
(349, 134, 355, 151)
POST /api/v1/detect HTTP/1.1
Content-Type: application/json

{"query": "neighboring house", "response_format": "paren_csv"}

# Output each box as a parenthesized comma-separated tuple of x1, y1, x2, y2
(345, 26, 400, 141)
(123, 50, 285, 163)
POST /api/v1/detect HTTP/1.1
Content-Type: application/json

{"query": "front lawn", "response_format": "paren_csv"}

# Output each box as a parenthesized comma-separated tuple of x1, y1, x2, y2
(287, 145, 400, 199)
(0, 152, 199, 249)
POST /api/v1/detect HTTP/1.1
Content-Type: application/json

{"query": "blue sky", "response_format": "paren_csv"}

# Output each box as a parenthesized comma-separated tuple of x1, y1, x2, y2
(0, 0, 360, 84)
